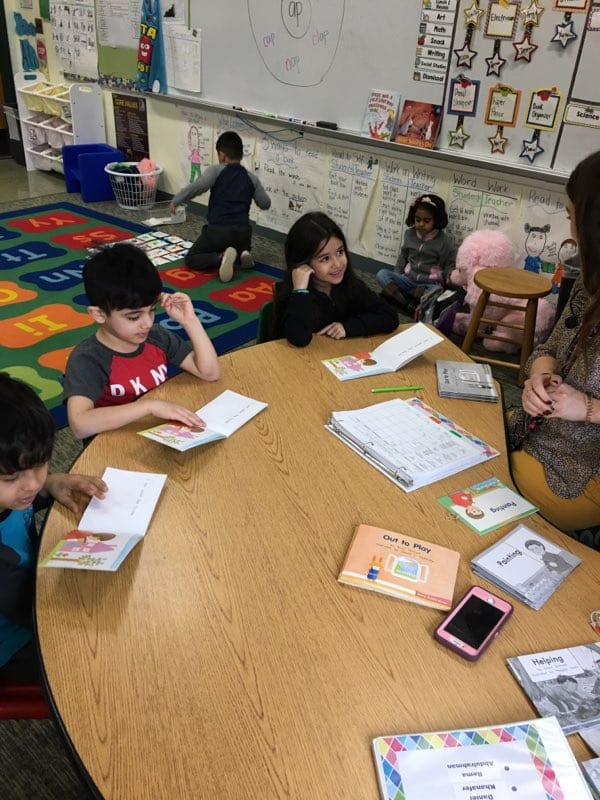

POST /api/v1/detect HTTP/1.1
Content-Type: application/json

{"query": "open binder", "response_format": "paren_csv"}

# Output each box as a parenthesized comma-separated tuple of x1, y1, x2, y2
(326, 397, 499, 492)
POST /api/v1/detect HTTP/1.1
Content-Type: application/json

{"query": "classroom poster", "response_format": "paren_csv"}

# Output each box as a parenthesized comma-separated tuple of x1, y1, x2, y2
(255, 135, 327, 233)
(446, 171, 521, 244)
(177, 106, 215, 190)
(326, 149, 379, 256)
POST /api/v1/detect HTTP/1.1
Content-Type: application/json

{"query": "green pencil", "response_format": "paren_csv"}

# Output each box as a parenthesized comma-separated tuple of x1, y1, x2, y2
(371, 386, 424, 393)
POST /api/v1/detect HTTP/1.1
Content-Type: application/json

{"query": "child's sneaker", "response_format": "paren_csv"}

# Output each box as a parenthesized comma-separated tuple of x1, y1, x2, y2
(240, 250, 254, 270)
(219, 247, 237, 282)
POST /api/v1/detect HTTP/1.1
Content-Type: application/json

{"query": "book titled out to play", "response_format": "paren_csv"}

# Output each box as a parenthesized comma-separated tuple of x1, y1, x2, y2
(321, 323, 443, 381)
(41, 467, 167, 572)
(337, 523, 460, 611)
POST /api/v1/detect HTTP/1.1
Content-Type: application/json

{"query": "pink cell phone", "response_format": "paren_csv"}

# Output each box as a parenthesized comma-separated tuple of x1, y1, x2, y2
(434, 585, 513, 661)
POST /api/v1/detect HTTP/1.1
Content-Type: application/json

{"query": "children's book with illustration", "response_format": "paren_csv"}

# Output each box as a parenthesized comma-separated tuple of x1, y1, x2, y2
(321, 323, 443, 381)
(436, 360, 499, 402)
(138, 390, 267, 451)
(507, 643, 600, 735)
(438, 477, 538, 535)
(394, 99, 443, 149)
(338, 524, 459, 611)
(471, 523, 581, 609)
(360, 88, 402, 141)
(41, 467, 167, 572)
(326, 396, 499, 492)
(372, 716, 593, 800)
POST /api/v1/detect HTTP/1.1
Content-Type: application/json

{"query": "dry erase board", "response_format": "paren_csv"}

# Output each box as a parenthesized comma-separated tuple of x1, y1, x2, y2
(184, 0, 600, 175)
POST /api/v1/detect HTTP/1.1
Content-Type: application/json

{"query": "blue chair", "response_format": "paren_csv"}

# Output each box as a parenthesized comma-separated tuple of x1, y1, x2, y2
(62, 144, 124, 202)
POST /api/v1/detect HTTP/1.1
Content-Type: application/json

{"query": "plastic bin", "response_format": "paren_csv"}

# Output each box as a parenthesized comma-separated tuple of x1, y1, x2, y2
(41, 117, 73, 148)
(3, 103, 25, 166)
(104, 162, 163, 210)
(22, 113, 53, 146)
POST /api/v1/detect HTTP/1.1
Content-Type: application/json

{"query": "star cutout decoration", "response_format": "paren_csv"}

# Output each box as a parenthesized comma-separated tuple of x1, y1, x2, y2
(551, 19, 578, 48)
(513, 34, 539, 62)
(453, 42, 478, 68)
(520, 135, 544, 163)
(489, 129, 509, 154)
(520, 0, 545, 26)
(464, 2, 485, 27)
(448, 125, 471, 149)
(486, 51, 507, 77)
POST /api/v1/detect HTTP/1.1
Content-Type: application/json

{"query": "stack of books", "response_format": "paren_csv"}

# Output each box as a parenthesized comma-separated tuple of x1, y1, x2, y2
(471, 523, 581, 609)
(436, 360, 499, 402)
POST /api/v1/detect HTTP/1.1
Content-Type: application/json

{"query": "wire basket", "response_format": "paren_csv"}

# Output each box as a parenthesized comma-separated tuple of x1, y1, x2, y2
(104, 162, 163, 210)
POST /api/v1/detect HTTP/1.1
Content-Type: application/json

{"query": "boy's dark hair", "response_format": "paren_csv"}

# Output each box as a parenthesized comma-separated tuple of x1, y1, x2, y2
(405, 194, 449, 230)
(524, 539, 545, 550)
(0, 373, 54, 473)
(216, 131, 244, 161)
(83, 243, 162, 312)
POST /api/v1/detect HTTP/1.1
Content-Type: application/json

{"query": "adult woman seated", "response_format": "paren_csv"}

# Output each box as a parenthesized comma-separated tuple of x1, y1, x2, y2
(508, 150, 600, 538)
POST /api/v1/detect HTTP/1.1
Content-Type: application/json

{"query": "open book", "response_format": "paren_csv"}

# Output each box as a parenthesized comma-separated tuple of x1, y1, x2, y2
(338, 523, 459, 611)
(373, 716, 593, 799)
(138, 390, 267, 451)
(326, 397, 499, 492)
(41, 467, 167, 571)
(321, 323, 443, 381)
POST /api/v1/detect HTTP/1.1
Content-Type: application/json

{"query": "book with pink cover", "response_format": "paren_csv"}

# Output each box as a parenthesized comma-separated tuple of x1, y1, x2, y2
(338, 523, 460, 611)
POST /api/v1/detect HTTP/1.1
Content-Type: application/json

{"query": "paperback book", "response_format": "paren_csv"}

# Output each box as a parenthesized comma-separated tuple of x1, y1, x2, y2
(327, 396, 499, 492)
(582, 758, 600, 799)
(507, 643, 600, 735)
(372, 716, 592, 800)
(437, 477, 538, 535)
(139, 390, 267, 451)
(337, 523, 459, 611)
(394, 100, 442, 149)
(471, 523, 580, 609)
(436, 360, 499, 402)
(41, 467, 167, 571)
(321, 323, 443, 381)
(360, 88, 402, 141)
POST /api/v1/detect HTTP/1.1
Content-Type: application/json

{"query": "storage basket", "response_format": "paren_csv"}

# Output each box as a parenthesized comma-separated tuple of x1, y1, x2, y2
(104, 162, 163, 210)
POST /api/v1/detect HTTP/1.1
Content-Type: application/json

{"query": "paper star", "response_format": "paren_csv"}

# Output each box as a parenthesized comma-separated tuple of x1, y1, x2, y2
(520, 0, 545, 26)
(513, 34, 539, 62)
(464, 2, 485, 27)
(448, 125, 471, 148)
(520, 135, 544, 162)
(489, 130, 509, 154)
(551, 19, 578, 48)
(486, 51, 507, 77)
(453, 42, 478, 68)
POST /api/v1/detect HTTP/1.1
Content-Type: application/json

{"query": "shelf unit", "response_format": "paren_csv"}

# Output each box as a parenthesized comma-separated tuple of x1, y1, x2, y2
(15, 71, 106, 174)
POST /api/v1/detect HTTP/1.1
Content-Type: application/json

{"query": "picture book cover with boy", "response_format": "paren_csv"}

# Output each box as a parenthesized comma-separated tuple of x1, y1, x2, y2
(361, 88, 402, 141)
(338, 523, 460, 611)
(394, 101, 442, 149)
(437, 477, 538, 535)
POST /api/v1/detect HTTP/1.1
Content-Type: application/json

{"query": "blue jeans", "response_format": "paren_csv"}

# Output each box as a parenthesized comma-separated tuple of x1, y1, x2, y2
(376, 268, 438, 297)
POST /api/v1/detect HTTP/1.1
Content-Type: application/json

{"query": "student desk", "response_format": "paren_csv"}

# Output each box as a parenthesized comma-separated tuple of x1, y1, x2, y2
(36, 331, 598, 799)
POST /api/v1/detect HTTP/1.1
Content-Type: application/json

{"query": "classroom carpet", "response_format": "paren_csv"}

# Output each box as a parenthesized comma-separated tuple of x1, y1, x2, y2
(0, 201, 279, 427)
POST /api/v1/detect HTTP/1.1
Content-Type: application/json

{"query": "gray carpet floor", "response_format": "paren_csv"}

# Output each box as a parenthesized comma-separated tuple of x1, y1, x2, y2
(0, 191, 523, 799)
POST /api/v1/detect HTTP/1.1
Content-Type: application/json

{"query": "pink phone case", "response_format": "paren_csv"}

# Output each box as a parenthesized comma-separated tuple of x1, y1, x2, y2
(434, 585, 513, 661)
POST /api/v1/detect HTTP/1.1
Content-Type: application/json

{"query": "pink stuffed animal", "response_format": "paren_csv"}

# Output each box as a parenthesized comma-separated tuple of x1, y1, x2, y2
(449, 229, 555, 353)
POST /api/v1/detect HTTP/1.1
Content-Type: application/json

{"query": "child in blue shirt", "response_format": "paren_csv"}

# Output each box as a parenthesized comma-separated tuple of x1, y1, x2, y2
(376, 194, 456, 317)
(0, 374, 107, 679)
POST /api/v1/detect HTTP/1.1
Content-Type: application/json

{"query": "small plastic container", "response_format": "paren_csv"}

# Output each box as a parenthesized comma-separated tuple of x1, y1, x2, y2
(18, 82, 52, 112)
(40, 117, 73, 148)
(22, 113, 53, 146)
(27, 143, 54, 170)
(38, 84, 69, 116)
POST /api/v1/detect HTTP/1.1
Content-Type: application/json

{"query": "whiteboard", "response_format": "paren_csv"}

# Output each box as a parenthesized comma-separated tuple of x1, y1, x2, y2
(189, 2, 442, 128)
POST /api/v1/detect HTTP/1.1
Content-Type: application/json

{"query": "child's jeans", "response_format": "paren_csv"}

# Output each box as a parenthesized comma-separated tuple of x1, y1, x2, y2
(375, 268, 438, 298)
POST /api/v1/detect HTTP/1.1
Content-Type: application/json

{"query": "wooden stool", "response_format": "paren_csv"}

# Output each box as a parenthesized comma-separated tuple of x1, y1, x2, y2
(461, 267, 552, 386)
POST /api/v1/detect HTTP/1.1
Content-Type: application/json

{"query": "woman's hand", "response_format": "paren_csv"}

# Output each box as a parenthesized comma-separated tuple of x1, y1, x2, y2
(546, 383, 590, 422)
(317, 322, 346, 339)
(291, 265, 313, 290)
(522, 372, 561, 417)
